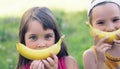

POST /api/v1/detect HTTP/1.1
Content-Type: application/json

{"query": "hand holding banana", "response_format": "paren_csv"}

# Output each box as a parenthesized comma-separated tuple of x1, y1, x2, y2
(16, 35, 65, 60)
(87, 23, 120, 42)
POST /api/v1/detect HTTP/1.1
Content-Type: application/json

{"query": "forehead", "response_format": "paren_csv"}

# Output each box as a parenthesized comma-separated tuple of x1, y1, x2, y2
(27, 20, 43, 31)
(91, 3, 120, 18)
(92, 2, 120, 12)
(27, 20, 54, 34)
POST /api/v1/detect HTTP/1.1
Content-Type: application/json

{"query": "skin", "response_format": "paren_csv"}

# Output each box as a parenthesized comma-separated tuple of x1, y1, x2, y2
(25, 20, 79, 69)
(83, 3, 120, 69)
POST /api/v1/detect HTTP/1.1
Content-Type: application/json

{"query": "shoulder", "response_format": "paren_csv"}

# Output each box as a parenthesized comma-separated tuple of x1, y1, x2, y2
(65, 56, 79, 69)
(83, 48, 97, 68)
(65, 56, 77, 63)
(83, 48, 95, 61)
(83, 48, 95, 58)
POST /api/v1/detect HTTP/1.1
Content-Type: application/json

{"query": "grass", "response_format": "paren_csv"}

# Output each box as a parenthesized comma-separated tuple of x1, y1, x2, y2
(0, 9, 93, 69)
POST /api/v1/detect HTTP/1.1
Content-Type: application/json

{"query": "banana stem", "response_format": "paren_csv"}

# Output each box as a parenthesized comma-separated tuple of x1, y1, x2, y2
(86, 22, 92, 28)
(57, 35, 65, 45)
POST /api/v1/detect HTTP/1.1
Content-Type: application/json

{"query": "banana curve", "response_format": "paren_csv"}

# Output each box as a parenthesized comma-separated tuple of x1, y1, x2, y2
(16, 35, 65, 60)
(87, 23, 120, 42)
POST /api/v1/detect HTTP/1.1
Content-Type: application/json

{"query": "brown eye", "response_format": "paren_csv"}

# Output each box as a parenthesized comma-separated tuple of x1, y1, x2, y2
(113, 18, 120, 22)
(96, 20, 105, 25)
(97, 21, 104, 25)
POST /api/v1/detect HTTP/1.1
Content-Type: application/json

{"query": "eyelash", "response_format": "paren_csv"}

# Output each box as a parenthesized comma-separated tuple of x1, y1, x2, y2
(45, 35, 52, 40)
(29, 35, 37, 41)
(113, 18, 120, 22)
(28, 34, 53, 42)
(97, 21, 104, 25)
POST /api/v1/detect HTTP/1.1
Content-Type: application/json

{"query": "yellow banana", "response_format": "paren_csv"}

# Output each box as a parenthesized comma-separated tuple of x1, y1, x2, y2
(16, 35, 65, 60)
(87, 23, 120, 42)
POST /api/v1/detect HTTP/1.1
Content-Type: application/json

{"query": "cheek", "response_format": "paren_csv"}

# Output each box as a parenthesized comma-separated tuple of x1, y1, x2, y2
(46, 40, 55, 47)
(98, 27, 106, 31)
(93, 24, 106, 31)
(116, 24, 120, 29)
(25, 41, 37, 49)
(47, 42, 54, 47)
(25, 35, 37, 49)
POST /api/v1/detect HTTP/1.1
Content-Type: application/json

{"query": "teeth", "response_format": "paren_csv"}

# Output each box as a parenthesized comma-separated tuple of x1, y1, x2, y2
(16, 35, 65, 60)
(87, 23, 120, 42)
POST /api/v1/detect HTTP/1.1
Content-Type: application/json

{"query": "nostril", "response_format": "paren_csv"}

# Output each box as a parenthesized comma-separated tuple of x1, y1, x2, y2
(38, 42, 46, 47)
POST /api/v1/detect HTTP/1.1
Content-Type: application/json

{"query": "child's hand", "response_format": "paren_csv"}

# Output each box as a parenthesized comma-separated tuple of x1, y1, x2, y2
(30, 60, 45, 69)
(30, 53, 58, 69)
(94, 34, 112, 62)
(42, 53, 58, 69)
(113, 33, 120, 46)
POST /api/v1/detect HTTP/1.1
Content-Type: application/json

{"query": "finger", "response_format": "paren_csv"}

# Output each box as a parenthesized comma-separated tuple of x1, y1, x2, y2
(50, 53, 58, 63)
(37, 61, 42, 69)
(101, 44, 112, 52)
(113, 40, 120, 46)
(30, 60, 36, 69)
(46, 57, 55, 66)
(102, 46, 111, 52)
(37, 61, 44, 69)
(94, 34, 99, 45)
(96, 36, 109, 47)
(116, 33, 120, 38)
(41, 62, 45, 69)
(114, 39, 120, 43)
(114, 43, 120, 46)
(34, 60, 40, 69)
(95, 43, 112, 54)
(42, 59, 51, 68)
(30, 63, 33, 69)
(31, 60, 40, 69)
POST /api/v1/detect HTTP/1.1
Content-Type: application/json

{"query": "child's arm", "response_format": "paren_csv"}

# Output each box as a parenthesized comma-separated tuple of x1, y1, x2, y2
(66, 56, 79, 69)
(83, 35, 112, 69)
(83, 48, 106, 69)
(83, 49, 100, 69)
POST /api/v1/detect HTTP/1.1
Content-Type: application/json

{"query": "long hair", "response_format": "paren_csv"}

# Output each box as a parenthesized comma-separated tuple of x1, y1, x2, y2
(17, 7, 68, 69)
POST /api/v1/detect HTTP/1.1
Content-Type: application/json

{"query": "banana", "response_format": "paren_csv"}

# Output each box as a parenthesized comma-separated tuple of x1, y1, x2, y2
(16, 35, 65, 60)
(86, 23, 120, 42)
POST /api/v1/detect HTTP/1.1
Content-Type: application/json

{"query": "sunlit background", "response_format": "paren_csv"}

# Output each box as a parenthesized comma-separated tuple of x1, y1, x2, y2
(0, 0, 93, 69)
(0, 0, 89, 16)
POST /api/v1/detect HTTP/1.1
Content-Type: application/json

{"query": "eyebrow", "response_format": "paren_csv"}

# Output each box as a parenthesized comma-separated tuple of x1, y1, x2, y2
(28, 32, 54, 36)
(113, 16, 120, 18)
(45, 33, 54, 36)
(28, 34, 37, 37)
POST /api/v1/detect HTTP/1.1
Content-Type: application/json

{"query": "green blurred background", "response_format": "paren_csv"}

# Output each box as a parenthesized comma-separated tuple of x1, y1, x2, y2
(0, 0, 94, 69)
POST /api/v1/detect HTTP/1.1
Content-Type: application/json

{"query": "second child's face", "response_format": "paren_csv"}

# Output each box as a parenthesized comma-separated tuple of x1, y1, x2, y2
(25, 20, 55, 49)
(91, 3, 120, 32)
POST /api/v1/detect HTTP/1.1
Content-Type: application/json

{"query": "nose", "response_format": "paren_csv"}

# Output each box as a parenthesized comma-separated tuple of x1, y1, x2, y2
(38, 42, 45, 47)
(105, 23, 116, 32)
(37, 40, 46, 47)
